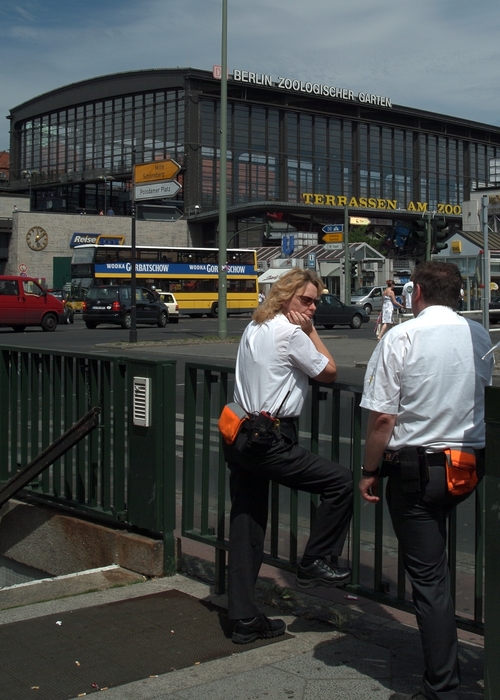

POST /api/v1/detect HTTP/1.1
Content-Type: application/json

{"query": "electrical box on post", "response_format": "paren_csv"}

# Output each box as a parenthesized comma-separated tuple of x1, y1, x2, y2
(133, 376, 151, 427)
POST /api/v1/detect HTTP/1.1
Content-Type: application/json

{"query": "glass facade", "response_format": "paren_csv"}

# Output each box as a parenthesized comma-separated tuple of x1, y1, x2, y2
(10, 69, 500, 219)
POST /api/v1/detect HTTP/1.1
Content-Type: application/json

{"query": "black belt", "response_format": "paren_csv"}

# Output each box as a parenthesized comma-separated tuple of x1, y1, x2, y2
(383, 449, 446, 466)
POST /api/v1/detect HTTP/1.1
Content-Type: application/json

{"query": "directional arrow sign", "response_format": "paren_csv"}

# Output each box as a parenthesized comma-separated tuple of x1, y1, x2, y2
(134, 159, 181, 184)
(322, 233, 344, 243)
(323, 243, 343, 250)
(322, 224, 344, 233)
(134, 180, 182, 201)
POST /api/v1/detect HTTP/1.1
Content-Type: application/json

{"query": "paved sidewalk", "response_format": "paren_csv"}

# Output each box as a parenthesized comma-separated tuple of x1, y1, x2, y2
(0, 558, 484, 700)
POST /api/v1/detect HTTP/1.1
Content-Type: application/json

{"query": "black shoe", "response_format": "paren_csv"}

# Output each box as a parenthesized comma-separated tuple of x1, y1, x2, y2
(389, 693, 428, 700)
(296, 558, 351, 588)
(232, 613, 286, 644)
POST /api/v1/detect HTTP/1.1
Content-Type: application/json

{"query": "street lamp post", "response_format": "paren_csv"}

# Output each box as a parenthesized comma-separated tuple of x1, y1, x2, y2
(98, 174, 114, 213)
(218, 0, 228, 339)
(21, 170, 38, 210)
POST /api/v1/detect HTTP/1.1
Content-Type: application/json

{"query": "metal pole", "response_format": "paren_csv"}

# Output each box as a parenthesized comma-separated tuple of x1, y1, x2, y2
(482, 195, 490, 331)
(129, 150, 138, 343)
(425, 211, 432, 261)
(343, 205, 351, 305)
(217, 0, 228, 339)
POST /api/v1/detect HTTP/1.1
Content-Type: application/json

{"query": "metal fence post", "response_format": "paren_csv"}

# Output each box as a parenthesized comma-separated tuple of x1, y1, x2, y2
(484, 385, 500, 700)
(127, 358, 177, 575)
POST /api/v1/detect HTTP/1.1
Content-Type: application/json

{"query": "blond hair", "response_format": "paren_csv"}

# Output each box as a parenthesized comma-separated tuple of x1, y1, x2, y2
(253, 269, 324, 324)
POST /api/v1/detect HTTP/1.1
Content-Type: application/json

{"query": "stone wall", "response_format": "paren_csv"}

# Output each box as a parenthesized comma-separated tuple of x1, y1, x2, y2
(6, 211, 193, 287)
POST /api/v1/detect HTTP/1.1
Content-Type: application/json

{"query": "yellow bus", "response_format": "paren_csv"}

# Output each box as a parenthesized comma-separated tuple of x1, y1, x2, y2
(70, 244, 259, 317)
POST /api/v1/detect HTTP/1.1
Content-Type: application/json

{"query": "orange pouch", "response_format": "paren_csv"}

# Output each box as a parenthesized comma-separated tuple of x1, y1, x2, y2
(218, 402, 249, 445)
(444, 448, 477, 496)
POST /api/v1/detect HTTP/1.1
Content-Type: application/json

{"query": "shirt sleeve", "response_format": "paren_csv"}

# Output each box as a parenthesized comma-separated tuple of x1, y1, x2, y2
(360, 332, 408, 414)
(286, 326, 328, 378)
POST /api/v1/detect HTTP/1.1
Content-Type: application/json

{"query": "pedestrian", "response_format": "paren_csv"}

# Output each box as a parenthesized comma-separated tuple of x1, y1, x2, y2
(107, 207, 115, 216)
(221, 268, 353, 645)
(377, 279, 404, 340)
(258, 290, 265, 304)
(402, 280, 414, 312)
(458, 283, 465, 311)
(359, 261, 493, 700)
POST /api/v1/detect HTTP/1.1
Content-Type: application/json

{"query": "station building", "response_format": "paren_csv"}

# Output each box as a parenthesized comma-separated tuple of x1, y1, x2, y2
(3, 66, 500, 290)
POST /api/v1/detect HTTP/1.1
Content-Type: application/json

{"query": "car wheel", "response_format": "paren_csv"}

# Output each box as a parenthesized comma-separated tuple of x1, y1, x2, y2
(12, 325, 26, 332)
(210, 302, 218, 318)
(122, 313, 132, 330)
(350, 314, 363, 329)
(363, 304, 372, 315)
(157, 311, 168, 327)
(85, 322, 97, 329)
(169, 317, 179, 324)
(41, 313, 58, 332)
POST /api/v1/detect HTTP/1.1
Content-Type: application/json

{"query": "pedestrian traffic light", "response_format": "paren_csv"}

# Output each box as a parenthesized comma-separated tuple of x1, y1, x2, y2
(432, 218, 448, 253)
(342, 261, 346, 274)
(351, 262, 357, 277)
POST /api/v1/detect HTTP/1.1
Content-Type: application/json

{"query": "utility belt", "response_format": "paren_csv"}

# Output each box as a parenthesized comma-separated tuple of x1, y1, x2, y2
(218, 396, 294, 454)
(382, 446, 482, 496)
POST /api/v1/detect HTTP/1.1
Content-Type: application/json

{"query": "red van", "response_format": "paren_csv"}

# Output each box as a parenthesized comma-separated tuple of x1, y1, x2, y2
(0, 276, 64, 332)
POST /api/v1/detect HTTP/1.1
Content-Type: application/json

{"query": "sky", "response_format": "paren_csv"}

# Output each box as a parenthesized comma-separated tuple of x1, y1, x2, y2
(1, 0, 500, 153)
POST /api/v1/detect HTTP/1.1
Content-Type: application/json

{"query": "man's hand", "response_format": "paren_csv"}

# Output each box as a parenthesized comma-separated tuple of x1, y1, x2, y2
(359, 475, 380, 503)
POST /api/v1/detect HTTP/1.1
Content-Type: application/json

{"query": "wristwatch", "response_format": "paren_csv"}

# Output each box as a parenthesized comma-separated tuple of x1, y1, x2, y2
(362, 466, 379, 477)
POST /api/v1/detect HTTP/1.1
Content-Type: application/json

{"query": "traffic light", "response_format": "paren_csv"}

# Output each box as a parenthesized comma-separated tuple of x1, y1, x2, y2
(351, 262, 357, 277)
(342, 261, 346, 274)
(264, 223, 272, 239)
(412, 219, 427, 242)
(432, 218, 448, 253)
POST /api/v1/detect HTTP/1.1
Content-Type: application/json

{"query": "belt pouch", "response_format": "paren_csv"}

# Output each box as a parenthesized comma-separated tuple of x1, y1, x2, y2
(218, 402, 249, 445)
(398, 446, 423, 493)
(444, 448, 477, 496)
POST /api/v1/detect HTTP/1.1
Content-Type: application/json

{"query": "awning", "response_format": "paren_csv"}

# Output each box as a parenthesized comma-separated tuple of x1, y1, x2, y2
(258, 268, 294, 284)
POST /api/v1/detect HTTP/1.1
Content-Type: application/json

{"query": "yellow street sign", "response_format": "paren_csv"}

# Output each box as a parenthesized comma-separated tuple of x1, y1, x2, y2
(134, 159, 181, 184)
(322, 233, 343, 243)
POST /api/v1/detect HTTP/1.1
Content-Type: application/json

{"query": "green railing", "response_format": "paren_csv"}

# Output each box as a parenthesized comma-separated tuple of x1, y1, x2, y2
(181, 360, 486, 635)
(0, 346, 177, 572)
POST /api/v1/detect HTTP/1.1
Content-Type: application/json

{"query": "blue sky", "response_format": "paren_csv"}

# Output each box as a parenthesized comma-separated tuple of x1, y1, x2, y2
(2, 0, 500, 152)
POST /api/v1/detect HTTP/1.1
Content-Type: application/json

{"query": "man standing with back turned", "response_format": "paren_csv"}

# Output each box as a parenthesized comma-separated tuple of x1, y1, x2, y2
(222, 269, 353, 645)
(359, 262, 493, 700)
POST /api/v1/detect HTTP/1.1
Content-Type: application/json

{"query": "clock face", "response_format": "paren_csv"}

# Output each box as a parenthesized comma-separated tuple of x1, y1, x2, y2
(26, 226, 48, 251)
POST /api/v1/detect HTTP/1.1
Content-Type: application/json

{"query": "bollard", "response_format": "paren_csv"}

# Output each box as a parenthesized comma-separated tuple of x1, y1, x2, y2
(484, 385, 500, 699)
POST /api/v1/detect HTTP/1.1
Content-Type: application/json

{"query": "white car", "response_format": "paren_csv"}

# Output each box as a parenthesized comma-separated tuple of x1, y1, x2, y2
(157, 291, 180, 323)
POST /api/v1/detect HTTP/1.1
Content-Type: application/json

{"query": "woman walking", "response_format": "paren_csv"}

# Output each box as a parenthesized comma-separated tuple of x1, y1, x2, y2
(377, 280, 404, 340)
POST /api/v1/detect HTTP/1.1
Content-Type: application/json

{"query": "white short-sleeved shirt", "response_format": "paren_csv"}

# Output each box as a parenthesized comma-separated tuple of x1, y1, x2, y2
(360, 305, 494, 451)
(233, 313, 328, 418)
(402, 281, 414, 308)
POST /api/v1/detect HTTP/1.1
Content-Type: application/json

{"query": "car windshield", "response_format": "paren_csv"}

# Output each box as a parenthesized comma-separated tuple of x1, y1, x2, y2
(353, 287, 372, 296)
(87, 287, 121, 302)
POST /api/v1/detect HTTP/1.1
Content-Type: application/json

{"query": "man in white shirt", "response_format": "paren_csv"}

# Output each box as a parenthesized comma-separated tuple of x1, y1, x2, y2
(223, 269, 353, 644)
(359, 262, 493, 700)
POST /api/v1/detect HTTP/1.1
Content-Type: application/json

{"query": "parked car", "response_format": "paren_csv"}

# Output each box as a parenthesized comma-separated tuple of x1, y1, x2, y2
(156, 290, 180, 323)
(351, 285, 404, 315)
(490, 295, 500, 324)
(82, 285, 169, 329)
(0, 276, 64, 332)
(314, 293, 369, 329)
(48, 289, 74, 324)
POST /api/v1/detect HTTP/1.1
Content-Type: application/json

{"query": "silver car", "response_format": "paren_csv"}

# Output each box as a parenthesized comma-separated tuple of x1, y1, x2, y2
(351, 285, 403, 315)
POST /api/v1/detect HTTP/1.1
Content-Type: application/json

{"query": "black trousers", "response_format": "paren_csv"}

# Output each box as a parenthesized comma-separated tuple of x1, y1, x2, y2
(224, 424, 353, 620)
(386, 462, 480, 700)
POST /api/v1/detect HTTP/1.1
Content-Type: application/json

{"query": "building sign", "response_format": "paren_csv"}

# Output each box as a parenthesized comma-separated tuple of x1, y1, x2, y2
(451, 240, 462, 253)
(302, 193, 462, 216)
(231, 69, 392, 108)
(70, 233, 125, 247)
(94, 262, 255, 276)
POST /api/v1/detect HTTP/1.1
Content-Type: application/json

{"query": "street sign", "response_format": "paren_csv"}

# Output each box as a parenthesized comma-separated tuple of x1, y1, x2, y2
(323, 243, 343, 250)
(307, 252, 316, 269)
(134, 159, 181, 184)
(322, 224, 344, 233)
(322, 233, 343, 243)
(349, 217, 371, 225)
(134, 180, 182, 201)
